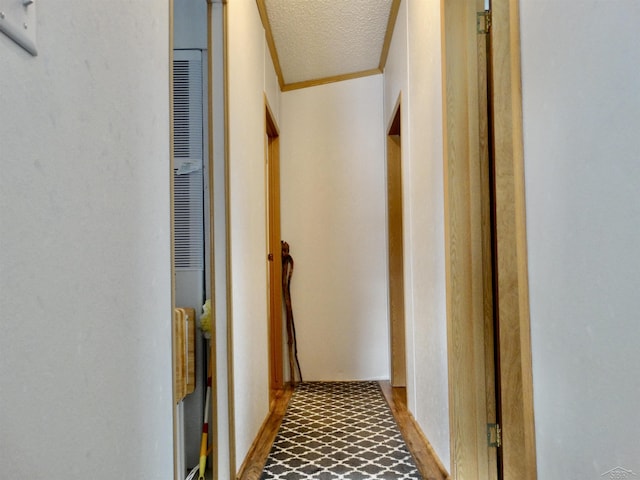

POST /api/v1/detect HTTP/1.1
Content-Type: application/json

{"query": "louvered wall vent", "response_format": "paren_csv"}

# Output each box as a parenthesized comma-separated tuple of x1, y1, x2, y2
(173, 50, 204, 270)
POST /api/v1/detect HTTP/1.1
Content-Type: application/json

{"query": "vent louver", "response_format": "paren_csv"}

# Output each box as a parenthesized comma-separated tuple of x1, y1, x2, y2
(173, 51, 204, 271)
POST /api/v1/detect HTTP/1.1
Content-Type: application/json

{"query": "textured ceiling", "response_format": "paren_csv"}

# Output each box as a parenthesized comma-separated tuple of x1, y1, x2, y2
(263, 0, 394, 87)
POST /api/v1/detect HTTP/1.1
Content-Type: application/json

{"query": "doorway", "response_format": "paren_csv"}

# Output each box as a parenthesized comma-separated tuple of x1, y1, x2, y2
(171, 1, 230, 478)
(265, 99, 283, 400)
(386, 98, 406, 388)
(442, 0, 536, 479)
(171, 18, 210, 480)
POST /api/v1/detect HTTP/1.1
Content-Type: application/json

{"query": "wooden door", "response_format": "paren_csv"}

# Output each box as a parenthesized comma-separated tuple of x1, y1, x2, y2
(443, 0, 499, 478)
(489, 1, 537, 477)
(443, 1, 536, 479)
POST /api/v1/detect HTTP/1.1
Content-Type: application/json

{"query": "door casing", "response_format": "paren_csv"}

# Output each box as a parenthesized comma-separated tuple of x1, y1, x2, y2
(442, 0, 536, 478)
(387, 96, 406, 388)
(265, 97, 283, 398)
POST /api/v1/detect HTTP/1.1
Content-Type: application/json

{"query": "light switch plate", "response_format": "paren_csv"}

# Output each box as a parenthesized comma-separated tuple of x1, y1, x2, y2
(0, 0, 37, 56)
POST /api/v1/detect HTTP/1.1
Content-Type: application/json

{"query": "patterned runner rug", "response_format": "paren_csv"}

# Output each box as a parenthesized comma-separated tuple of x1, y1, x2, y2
(260, 382, 422, 479)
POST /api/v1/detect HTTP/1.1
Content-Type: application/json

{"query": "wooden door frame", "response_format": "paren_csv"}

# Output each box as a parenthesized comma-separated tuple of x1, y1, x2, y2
(442, 0, 536, 479)
(489, 2, 537, 477)
(265, 97, 283, 397)
(386, 94, 406, 388)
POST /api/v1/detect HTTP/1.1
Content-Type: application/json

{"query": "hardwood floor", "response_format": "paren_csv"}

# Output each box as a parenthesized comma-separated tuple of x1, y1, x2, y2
(237, 386, 294, 480)
(236, 382, 450, 480)
(378, 382, 451, 480)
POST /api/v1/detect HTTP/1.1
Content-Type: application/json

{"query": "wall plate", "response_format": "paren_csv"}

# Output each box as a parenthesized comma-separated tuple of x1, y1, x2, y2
(0, 0, 37, 56)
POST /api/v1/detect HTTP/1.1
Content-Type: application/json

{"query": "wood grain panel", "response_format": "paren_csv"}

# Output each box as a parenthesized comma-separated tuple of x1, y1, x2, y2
(444, 0, 537, 478)
(281, 68, 382, 92)
(387, 135, 405, 387)
(183, 307, 197, 394)
(174, 307, 197, 399)
(256, 0, 285, 90)
(379, 0, 402, 71)
(442, 1, 496, 479)
(387, 101, 406, 387)
(490, 1, 537, 478)
(173, 308, 186, 403)
(476, 24, 500, 480)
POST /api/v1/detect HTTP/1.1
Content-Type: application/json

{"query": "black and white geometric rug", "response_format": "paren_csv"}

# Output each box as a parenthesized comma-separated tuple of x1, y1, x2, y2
(260, 382, 422, 479)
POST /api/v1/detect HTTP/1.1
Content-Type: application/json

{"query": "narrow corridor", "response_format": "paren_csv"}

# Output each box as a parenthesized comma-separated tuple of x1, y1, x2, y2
(238, 382, 448, 480)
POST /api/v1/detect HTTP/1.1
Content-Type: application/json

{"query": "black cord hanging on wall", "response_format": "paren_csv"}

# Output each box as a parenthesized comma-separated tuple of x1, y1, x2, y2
(282, 241, 303, 384)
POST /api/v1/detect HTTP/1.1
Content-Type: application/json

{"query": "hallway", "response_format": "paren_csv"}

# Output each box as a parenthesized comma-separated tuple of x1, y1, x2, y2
(238, 382, 448, 480)
(4, 1, 640, 480)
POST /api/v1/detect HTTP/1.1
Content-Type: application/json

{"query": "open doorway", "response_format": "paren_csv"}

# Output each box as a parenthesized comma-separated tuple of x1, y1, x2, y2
(386, 97, 406, 388)
(171, 1, 225, 478)
(265, 99, 283, 401)
(171, 38, 209, 480)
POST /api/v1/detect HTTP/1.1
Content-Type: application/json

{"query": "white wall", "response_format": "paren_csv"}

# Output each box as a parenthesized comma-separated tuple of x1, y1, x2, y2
(520, 2, 640, 478)
(405, 1, 450, 468)
(226, 0, 280, 472)
(383, 1, 450, 468)
(264, 38, 281, 126)
(0, 2, 173, 479)
(280, 75, 389, 381)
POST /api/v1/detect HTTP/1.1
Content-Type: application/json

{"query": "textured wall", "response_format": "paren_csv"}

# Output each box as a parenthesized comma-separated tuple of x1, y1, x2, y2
(520, 1, 640, 477)
(0, 1, 173, 479)
(280, 75, 389, 382)
(383, 0, 450, 469)
(405, 0, 449, 469)
(226, 0, 280, 472)
(264, 36, 281, 125)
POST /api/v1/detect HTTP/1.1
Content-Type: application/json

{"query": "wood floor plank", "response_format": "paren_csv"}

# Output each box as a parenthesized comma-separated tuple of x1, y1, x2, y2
(237, 386, 294, 480)
(379, 381, 451, 480)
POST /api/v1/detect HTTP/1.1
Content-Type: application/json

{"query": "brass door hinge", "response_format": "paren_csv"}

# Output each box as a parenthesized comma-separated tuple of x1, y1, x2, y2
(487, 423, 501, 448)
(477, 10, 492, 34)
